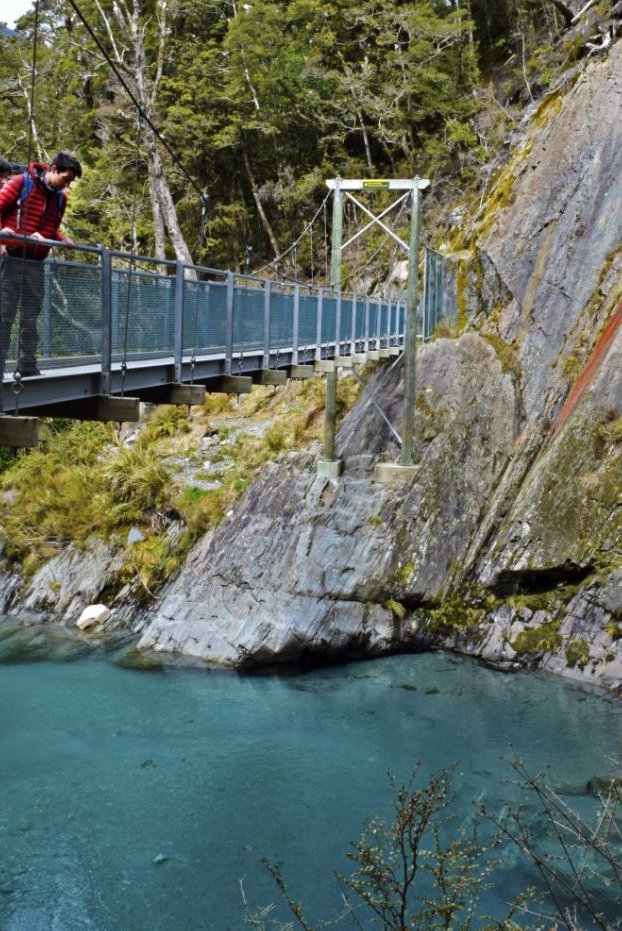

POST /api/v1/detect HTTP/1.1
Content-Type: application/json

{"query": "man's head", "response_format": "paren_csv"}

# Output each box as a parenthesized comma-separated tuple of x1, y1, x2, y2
(47, 152, 82, 191)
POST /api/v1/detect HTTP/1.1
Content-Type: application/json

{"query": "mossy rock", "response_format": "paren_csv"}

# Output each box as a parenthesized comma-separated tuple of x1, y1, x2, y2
(511, 622, 562, 656)
(565, 638, 590, 670)
(114, 647, 164, 672)
(426, 595, 485, 638)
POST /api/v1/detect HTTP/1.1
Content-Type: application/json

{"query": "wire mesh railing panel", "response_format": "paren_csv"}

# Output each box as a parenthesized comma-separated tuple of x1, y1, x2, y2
(339, 296, 352, 345)
(368, 301, 379, 347)
(0, 257, 104, 371)
(183, 278, 208, 355)
(193, 280, 227, 354)
(321, 294, 338, 345)
(299, 292, 318, 349)
(46, 260, 103, 367)
(355, 299, 366, 341)
(423, 248, 448, 340)
(269, 290, 294, 354)
(234, 285, 264, 354)
(112, 268, 176, 360)
(1, 242, 448, 388)
(379, 302, 389, 346)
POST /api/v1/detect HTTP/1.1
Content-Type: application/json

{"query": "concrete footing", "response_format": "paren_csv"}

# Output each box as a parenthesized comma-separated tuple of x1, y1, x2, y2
(373, 462, 418, 484)
(351, 353, 367, 365)
(366, 350, 380, 360)
(317, 459, 343, 479)
(337, 356, 353, 368)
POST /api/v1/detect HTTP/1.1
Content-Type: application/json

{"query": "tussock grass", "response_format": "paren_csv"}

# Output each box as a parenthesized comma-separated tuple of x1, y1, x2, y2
(0, 373, 362, 590)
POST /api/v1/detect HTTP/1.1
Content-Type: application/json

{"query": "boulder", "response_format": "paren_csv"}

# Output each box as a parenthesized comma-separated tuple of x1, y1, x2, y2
(76, 604, 112, 631)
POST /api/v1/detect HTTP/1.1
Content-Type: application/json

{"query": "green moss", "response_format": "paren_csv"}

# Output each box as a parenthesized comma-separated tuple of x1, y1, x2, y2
(565, 638, 590, 670)
(511, 622, 562, 656)
(481, 333, 522, 381)
(385, 598, 407, 620)
(388, 561, 417, 588)
(606, 621, 622, 641)
(596, 418, 622, 447)
(507, 584, 582, 615)
(456, 256, 471, 332)
(532, 92, 563, 128)
(426, 595, 485, 637)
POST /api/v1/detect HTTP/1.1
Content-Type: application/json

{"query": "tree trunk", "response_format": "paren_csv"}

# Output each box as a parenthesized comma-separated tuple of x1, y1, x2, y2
(130, 1, 195, 267)
(242, 145, 279, 259)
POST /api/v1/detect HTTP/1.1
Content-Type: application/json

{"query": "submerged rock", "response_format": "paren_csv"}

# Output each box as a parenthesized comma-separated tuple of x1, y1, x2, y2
(0, 621, 91, 664)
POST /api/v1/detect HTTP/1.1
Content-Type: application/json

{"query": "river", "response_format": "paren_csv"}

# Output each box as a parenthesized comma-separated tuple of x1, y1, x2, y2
(1, 624, 621, 929)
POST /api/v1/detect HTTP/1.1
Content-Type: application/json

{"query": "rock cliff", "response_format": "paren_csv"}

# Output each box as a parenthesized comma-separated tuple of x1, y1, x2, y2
(136, 40, 622, 688)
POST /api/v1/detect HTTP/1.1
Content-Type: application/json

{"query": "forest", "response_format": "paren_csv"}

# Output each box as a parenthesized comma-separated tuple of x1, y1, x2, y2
(0, 0, 598, 277)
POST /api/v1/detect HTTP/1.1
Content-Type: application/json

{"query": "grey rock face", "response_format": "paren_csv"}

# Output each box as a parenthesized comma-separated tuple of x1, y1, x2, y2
(481, 44, 622, 421)
(137, 43, 622, 681)
(138, 335, 517, 665)
(3, 539, 125, 626)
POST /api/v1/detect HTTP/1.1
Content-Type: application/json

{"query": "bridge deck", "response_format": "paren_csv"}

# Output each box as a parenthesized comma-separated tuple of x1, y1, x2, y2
(0, 239, 449, 442)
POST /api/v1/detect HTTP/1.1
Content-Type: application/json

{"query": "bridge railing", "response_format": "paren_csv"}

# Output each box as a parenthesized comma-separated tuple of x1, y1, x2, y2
(1, 236, 450, 379)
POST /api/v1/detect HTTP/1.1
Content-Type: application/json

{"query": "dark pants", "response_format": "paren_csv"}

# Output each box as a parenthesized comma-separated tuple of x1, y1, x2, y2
(0, 255, 44, 374)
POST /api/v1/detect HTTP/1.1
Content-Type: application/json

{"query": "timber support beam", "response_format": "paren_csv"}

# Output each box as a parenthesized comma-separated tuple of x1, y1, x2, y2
(210, 375, 253, 395)
(289, 364, 315, 380)
(0, 415, 40, 447)
(253, 370, 287, 387)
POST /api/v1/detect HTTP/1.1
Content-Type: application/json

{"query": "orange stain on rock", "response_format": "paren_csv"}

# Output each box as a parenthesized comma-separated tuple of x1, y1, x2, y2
(553, 296, 622, 436)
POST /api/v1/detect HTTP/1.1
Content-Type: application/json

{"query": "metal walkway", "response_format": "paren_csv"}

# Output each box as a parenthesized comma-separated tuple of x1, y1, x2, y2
(0, 240, 448, 436)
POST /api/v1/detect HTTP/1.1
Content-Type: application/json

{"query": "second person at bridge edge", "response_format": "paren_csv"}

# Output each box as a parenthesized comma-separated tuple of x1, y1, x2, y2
(0, 152, 82, 377)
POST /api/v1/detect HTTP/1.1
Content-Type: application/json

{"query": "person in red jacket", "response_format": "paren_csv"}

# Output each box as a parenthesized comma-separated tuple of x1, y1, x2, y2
(0, 152, 82, 376)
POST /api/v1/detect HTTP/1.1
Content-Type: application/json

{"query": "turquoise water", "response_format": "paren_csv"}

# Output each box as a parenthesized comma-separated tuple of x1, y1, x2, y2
(1, 639, 621, 930)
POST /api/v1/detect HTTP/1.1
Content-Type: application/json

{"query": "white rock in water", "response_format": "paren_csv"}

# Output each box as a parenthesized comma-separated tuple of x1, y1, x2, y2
(77, 604, 111, 630)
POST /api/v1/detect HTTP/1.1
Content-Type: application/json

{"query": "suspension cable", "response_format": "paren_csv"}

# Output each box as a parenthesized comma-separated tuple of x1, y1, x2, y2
(253, 190, 331, 277)
(11, 0, 41, 401)
(120, 111, 143, 396)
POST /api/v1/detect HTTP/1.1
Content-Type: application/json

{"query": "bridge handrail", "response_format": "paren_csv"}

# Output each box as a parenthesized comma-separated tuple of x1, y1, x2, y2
(0, 231, 102, 255)
(0, 235, 452, 382)
(0, 233, 406, 307)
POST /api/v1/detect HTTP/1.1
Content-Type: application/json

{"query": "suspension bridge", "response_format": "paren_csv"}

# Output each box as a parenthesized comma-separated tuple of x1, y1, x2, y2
(3, 3, 453, 465)
(0, 230, 448, 449)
